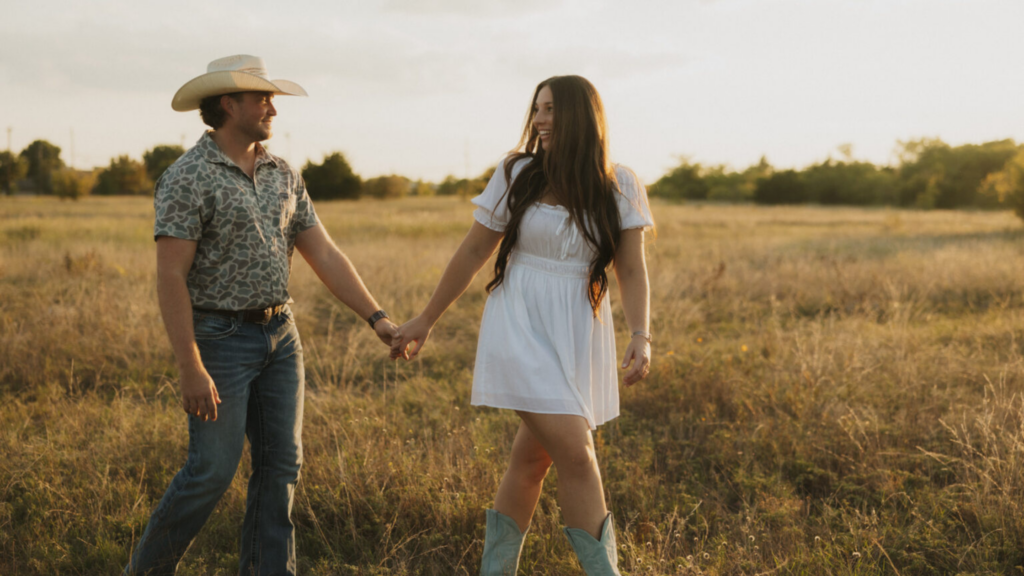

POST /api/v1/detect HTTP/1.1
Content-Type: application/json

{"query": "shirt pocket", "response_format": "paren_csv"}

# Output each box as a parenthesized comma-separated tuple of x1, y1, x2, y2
(277, 192, 297, 232)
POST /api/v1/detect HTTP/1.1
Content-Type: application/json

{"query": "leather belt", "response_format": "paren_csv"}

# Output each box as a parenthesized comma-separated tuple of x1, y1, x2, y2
(194, 304, 287, 325)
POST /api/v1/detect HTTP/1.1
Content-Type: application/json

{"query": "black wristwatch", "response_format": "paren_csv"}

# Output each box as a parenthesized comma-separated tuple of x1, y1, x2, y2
(367, 309, 389, 328)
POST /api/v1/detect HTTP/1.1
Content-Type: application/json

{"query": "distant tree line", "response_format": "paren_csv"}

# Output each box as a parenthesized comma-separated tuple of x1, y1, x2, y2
(0, 140, 186, 200)
(299, 152, 493, 200)
(10, 136, 1024, 218)
(0, 140, 495, 202)
(650, 139, 1024, 213)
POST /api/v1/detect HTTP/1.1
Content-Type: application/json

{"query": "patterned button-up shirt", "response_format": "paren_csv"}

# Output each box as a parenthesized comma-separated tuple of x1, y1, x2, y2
(154, 132, 319, 310)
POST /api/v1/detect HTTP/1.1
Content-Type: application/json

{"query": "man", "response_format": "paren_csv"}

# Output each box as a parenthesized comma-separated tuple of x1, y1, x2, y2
(125, 55, 400, 575)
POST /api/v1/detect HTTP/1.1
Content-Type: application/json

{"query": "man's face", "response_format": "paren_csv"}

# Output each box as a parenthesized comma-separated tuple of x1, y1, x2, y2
(226, 91, 276, 142)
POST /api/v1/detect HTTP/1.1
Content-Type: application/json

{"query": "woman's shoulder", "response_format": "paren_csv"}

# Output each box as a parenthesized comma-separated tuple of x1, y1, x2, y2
(611, 164, 644, 194)
(497, 153, 534, 174)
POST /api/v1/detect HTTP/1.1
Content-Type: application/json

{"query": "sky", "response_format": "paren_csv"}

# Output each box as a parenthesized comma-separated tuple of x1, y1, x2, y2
(2, 0, 1022, 183)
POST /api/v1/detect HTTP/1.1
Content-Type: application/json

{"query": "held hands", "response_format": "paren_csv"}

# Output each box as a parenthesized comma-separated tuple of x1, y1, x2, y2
(621, 334, 652, 386)
(179, 366, 222, 422)
(390, 315, 433, 361)
(373, 317, 402, 348)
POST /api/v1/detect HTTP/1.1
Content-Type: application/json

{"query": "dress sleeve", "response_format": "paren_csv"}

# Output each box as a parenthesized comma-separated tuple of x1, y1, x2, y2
(471, 156, 518, 232)
(153, 166, 203, 242)
(615, 166, 655, 231)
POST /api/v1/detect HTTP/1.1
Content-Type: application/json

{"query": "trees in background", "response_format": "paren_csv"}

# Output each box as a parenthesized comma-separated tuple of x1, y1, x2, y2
(895, 139, 1018, 209)
(980, 149, 1024, 219)
(798, 160, 897, 205)
(436, 166, 494, 197)
(651, 157, 771, 202)
(143, 145, 185, 183)
(303, 152, 361, 200)
(754, 170, 807, 204)
(0, 151, 27, 195)
(649, 159, 707, 200)
(652, 139, 1024, 212)
(19, 140, 64, 194)
(7, 136, 1023, 216)
(92, 156, 152, 195)
(53, 169, 96, 201)
(363, 175, 410, 199)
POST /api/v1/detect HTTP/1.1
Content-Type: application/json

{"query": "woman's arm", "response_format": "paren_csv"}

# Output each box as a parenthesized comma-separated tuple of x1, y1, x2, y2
(613, 228, 651, 386)
(392, 221, 504, 359)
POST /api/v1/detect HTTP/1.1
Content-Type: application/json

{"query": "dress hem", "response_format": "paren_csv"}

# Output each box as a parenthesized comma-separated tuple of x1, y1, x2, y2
(470, 399, 618, 430)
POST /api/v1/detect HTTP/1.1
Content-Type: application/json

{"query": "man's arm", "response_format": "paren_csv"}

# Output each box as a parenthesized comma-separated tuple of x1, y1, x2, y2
(156, 236, 222, 420)
(294, 223, 400, 344)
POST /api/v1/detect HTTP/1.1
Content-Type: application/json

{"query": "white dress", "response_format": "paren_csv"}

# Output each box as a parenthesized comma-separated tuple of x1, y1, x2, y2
(470, 157, 655, 429)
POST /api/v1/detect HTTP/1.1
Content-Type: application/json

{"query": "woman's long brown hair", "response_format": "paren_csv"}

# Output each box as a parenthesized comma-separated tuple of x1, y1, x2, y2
(485, 75, 622, 315)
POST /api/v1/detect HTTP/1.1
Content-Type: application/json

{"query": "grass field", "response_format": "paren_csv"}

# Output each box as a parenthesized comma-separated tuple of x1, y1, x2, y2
(3, 195, 1024, 575)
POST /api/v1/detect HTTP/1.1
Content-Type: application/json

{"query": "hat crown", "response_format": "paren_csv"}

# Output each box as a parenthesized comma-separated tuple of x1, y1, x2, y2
(206, 54, 269, 80)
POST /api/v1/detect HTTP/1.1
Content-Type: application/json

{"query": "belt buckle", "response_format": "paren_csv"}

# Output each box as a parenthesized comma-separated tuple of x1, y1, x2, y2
(256, 307, 271, 325)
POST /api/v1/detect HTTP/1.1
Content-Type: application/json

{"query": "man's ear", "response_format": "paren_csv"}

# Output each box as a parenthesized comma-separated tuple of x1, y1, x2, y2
(220, 94, 238, 119)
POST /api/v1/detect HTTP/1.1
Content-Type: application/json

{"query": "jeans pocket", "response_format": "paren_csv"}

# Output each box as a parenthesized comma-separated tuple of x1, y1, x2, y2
(193, 313, 239, 340)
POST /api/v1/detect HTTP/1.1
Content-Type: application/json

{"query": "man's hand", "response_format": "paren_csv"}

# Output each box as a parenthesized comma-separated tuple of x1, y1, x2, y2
(390, 315, 433, 361)
(180, 367, 222, 422)
(373, 318, 402, 348)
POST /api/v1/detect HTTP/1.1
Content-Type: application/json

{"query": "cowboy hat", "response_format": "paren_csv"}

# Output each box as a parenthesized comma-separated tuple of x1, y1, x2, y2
(171, 54, 308, 112)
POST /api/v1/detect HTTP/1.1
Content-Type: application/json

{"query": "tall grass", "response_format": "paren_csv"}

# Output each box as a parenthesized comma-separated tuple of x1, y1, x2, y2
(2, 196, 1024, 574)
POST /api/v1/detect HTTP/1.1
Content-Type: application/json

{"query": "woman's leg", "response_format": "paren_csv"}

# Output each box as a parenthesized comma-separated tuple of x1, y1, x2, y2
(515, 412, 608, 539)
(493, 422, 553, 532)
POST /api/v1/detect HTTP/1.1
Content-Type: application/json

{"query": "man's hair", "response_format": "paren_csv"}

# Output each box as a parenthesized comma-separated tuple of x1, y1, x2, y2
(199, 93, 244, 129)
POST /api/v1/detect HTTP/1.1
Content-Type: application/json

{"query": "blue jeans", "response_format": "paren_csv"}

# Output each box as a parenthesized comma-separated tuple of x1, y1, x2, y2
(125, 307, 304, 576)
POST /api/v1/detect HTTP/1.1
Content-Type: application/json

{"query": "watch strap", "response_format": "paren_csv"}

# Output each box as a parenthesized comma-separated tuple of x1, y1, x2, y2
(367, 309, 389, 328)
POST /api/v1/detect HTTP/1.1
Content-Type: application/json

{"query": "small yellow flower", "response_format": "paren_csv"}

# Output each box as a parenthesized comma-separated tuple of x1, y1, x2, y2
(697, 337, 703, 343)
(741, 345, 748, 352)
(666, 351, 675, 356)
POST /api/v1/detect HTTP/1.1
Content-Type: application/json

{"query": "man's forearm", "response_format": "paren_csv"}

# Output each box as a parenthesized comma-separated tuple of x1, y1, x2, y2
(158, 272, 205, 375)
(309, 248, 382, 322)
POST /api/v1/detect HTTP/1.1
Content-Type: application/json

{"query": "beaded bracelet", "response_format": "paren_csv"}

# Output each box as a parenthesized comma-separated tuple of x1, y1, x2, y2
(631, 330, 652, 343)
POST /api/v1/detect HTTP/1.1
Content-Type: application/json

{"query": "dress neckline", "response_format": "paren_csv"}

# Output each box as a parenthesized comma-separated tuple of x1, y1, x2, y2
(533, 201, 568, 212)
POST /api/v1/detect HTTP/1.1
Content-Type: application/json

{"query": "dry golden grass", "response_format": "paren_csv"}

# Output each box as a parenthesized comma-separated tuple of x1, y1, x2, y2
(3, 196, 1024, 574)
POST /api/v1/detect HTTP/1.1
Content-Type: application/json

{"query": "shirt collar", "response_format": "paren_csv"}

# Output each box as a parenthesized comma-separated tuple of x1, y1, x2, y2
(197, 131, 279, 170)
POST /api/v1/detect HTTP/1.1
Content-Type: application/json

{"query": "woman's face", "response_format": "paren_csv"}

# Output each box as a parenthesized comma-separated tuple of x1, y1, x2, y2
(533, 85, 554, 151)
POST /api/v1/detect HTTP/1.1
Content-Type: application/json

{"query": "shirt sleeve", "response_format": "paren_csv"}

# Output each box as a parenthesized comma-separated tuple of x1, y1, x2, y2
(615, 166, 655, 231)
(290, 174, 320, 236)
(153, 167, 203, 241)
(471, 156, 519, 232)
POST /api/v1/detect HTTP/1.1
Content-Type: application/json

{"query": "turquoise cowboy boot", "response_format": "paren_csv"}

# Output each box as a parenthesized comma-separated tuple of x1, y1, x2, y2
(563, 513, 621, 576)
(480, 509, 528, 575)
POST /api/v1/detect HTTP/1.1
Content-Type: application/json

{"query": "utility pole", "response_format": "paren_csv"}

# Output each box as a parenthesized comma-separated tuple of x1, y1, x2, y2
(6, 126, 10, 152)
(180, 133, 186, 148)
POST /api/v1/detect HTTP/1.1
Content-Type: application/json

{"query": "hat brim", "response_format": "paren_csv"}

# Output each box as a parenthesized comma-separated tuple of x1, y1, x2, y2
(171, 71, 308, 112)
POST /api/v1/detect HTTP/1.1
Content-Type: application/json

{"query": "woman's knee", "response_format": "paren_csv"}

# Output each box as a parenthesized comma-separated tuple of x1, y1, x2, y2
(510, 448, 553, 485)
(553, 445, 598, 479)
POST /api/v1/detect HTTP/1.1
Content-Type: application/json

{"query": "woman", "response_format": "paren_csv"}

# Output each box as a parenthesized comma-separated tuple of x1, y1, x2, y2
(392, 75, 653, 575)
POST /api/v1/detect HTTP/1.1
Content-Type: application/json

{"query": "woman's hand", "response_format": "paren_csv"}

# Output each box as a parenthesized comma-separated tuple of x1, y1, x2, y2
(390, 315, 434, 361)
(621, 334, 651, 386)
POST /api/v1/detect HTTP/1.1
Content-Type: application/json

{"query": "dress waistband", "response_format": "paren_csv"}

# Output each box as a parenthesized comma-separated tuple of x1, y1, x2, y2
(508, 252, 590, 278)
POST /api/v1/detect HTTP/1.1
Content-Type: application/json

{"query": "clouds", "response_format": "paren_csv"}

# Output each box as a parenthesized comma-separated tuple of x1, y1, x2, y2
(383, 0, 562, 17)
(2, 0, 1023, 181)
